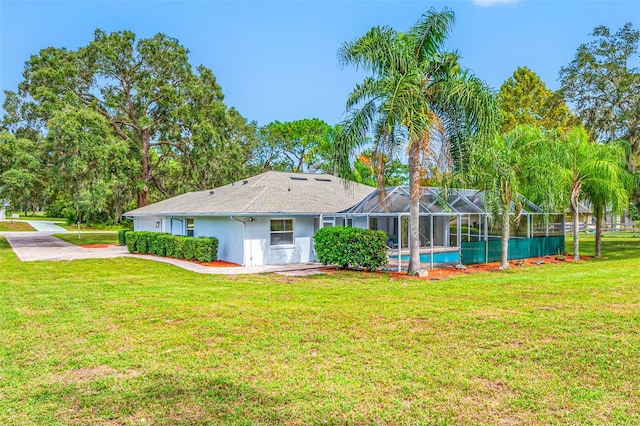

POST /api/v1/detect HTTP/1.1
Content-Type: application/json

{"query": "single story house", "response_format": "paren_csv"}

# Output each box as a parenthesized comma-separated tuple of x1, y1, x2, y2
(565, 200, 594, 232)
(124, 171, 374, 266)
(124, 171, 565, 268)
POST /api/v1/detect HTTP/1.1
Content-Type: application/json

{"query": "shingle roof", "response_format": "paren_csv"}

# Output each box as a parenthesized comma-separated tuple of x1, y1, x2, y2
(124, 171, 375, 216)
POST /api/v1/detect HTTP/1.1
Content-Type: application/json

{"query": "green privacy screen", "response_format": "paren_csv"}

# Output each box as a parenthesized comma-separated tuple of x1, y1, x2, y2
(461, 236, 565, 265)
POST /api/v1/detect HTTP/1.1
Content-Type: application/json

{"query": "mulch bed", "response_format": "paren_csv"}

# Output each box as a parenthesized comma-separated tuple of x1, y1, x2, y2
(80, 247, 586, 276)
(197, 260, 241, 267)
(322, 255, 592, 281)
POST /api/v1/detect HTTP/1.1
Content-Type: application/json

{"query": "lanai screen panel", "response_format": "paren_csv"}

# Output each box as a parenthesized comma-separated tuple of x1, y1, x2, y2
(344, 187, 461, 214)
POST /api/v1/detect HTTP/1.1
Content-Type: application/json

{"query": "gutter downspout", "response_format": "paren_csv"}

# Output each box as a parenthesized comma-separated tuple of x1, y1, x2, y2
(230, 216, 247, 266)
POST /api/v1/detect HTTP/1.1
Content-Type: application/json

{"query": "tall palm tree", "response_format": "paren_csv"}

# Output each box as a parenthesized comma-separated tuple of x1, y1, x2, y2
(561, 128, 629, 259)
(465, 126, 561, 269)
(337, 7, 497, 275)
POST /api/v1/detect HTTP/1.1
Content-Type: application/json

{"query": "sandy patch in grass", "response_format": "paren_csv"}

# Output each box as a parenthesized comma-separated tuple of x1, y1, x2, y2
(51, 365, 142, 384)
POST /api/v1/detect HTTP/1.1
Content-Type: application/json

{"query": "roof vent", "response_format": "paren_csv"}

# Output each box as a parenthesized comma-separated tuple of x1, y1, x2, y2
(290, 176, 308, 181)
(315, 178, 332, 182)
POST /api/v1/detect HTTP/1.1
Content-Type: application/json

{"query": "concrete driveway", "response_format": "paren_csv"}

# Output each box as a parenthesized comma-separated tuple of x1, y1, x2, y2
(2, 232, 129, 261)
(1, 232, 325, 276)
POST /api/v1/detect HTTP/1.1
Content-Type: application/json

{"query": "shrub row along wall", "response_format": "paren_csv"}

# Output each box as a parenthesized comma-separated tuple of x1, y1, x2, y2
(118, 229, 130, 246)
(314, 226, 387, 271)
(123, 231, 218, 263)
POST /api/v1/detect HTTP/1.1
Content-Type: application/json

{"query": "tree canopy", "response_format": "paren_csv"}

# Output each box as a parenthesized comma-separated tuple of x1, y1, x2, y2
(257, 119, 333, 172)
(560, 23, 640, 168)
(498, 66, 578, 133)
(2, 29, 259, 214)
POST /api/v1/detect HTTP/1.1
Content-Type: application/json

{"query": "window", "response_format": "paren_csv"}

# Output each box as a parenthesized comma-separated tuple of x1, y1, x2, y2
(270, 219, 293, 245)
(186, 218, 194, 237)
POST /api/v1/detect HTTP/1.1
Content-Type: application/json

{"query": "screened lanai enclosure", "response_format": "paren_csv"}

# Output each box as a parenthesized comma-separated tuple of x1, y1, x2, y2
(331, 186, 565, 271)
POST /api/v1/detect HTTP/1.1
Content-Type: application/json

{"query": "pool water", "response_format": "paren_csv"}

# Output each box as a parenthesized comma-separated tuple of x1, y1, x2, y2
(399, 251, 460, 264)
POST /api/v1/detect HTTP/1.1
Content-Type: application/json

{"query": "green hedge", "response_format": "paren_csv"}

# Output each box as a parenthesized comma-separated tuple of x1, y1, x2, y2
(314, 226, 387, 271)
(125, 231, 218, 262)
(118, 229, 131, 246)
(125, 232, 137, 253)
(150, 234, 171, 257)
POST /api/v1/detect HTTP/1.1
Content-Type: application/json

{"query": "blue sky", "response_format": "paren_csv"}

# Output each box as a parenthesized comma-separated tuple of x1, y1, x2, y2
(1, 0, 638, 126)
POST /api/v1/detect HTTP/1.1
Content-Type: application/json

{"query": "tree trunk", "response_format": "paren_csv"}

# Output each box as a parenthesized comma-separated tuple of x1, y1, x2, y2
(407, 141, 421, 275)
(138, 129, 151, 208)
(595, 214, 602, 258)
(376, 152, 388, 212)
(573, 208, 580, 261)
(501, 206, 510, 269)
(593, 203, 605, 258)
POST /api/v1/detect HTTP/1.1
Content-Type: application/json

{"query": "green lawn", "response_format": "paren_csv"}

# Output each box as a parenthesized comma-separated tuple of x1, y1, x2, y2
(58, 223, 123, 232)
(52, 232, 119, 245)
(14, 213, 64, 222)
(1, 235, 639, 424)
(0, 221, 35, 232)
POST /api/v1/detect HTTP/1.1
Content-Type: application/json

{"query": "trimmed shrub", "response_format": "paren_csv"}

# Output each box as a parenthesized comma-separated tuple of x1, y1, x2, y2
(164, 234, 177, 258)
(172, 236, 188, 259)
(125, 231, 218, 263)
(182, 237, 197, 260)
(314, 226, 387, 271)
(134, 231, 154, 254)
(150, 234, 171, 257)
(191, 237, 219, 262)
(118, 229, 131, 246)
(125, 232, 138, 253)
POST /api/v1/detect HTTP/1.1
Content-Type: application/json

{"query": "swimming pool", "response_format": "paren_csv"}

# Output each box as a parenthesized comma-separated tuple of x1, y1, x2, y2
(398, 250, 460, 264)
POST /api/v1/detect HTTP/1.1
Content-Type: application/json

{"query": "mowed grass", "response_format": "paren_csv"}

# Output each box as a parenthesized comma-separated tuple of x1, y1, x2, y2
(59, 224, 122, 232)
(1, 235, 639, 424)
(15, 213, 64, 222)
(52, 232, 118, 245)
(0, 221, 35, 232)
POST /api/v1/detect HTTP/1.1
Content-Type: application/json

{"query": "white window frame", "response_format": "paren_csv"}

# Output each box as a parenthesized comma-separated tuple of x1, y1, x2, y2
(186, 218, 195, 237)
(270, 218, 294, 246)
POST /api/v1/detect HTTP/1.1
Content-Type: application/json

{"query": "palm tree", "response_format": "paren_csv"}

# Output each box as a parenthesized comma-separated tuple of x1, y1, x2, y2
(465, 126, 561, 269)
(561, 129, 629, 259)
(337, 7, 497, 275)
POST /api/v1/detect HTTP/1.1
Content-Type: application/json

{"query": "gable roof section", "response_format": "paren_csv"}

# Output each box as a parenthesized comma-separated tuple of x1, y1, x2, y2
(124, 171, 375, 216)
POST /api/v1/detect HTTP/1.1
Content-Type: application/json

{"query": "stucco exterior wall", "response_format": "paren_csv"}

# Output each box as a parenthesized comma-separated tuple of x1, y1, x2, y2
(193, 217, 245, 265)
(132, 214, 333, 266)
(134, 216, 168, 232)
(244, 216, 316, 266)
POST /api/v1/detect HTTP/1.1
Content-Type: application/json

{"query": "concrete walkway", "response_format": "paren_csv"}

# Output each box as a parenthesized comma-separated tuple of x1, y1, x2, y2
(22, 220, 69, 233)
(1, 232, 326, 276)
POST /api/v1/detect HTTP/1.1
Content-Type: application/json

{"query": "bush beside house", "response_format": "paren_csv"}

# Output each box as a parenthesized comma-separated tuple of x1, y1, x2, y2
(125, 231, 218, 262)
(314, 227, 387, 271)
(118, 229, 131, 246)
